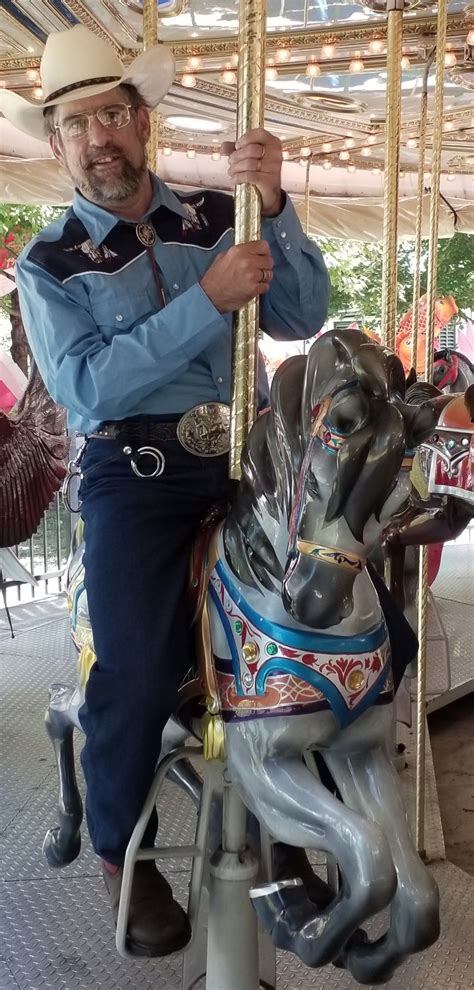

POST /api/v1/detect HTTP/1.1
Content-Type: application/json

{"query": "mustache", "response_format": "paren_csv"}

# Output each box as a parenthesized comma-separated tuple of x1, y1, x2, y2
(83, 146, 125, 168)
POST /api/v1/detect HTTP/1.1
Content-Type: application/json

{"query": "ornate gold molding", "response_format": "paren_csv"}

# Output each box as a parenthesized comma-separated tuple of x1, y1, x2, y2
(98, 0, 139, 43)
(59, 0, 122, 52)
(168, 12, 466, 59)
(0, 30, 28, 55)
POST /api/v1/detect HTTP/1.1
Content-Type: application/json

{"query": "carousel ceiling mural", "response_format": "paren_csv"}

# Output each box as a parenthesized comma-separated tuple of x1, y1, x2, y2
(0, 0, 473, 210)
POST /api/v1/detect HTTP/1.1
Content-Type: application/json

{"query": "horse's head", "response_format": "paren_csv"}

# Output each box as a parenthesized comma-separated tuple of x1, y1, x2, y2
(282, 329, 439, 628)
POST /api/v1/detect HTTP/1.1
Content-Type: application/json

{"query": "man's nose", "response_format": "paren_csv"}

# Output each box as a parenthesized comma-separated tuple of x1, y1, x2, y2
(87, 116, 112, 144)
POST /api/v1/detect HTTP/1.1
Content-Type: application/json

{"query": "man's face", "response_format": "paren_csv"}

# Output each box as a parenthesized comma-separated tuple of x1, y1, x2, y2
(49, 86, 150, 206)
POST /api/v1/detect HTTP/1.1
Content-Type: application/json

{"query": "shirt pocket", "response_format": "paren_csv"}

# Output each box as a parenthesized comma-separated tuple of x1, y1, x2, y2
(89, 292, 157, 343)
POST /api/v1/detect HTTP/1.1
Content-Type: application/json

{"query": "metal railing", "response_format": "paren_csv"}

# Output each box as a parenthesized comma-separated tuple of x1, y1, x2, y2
(2, 491, 73, 607)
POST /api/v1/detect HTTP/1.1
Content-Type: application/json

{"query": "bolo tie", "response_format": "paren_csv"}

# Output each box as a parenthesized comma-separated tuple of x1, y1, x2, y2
(135, 221, 166, 308)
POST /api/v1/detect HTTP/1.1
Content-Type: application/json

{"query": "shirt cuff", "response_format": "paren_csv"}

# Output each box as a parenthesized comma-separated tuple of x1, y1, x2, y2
(262, 193, 308, 259)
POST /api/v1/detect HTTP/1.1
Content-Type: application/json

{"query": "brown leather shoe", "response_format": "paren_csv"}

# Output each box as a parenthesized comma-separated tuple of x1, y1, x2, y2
(101, 860, 191, 957)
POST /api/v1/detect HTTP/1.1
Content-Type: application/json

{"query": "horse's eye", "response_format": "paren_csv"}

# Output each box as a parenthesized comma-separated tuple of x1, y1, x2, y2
(328, 389, 370, 435)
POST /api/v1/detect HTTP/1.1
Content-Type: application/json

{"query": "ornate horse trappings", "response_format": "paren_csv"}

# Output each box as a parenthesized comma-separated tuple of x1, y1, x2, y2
(46, 329, 443, 984)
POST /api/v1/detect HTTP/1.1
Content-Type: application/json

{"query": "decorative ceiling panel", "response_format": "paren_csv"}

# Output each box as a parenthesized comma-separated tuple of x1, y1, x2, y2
(0, 0, 473, 188)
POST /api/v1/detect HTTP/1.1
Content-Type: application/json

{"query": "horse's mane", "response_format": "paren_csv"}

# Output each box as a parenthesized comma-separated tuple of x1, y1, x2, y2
(224, 330, 429, 590)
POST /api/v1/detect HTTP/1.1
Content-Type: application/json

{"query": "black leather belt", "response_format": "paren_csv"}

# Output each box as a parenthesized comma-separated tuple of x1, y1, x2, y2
(89, 404, 231, 464)
(90, 416, 181, 444)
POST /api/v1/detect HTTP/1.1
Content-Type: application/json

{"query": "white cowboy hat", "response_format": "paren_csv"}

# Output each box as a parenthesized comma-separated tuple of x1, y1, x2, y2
(0, 24, 175, 143)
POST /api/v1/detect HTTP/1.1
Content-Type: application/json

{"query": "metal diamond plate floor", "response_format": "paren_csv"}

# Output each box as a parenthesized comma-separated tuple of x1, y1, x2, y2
(1, 603, 473, 990)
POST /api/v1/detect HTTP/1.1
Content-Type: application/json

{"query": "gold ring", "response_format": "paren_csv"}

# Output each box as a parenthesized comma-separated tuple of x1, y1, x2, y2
(259, 269, 269, 283)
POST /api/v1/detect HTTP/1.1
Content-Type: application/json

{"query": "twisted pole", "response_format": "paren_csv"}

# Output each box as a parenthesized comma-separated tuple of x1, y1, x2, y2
(410, 49, 436, 371)
(415, 0, 449, 859)
(143, 0, 159, 170)
(380, 0, 404, 351)
(229, 0, 267, 479)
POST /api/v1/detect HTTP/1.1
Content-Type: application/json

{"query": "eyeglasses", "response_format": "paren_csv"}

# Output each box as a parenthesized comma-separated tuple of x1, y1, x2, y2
(55, 103, 133, 140)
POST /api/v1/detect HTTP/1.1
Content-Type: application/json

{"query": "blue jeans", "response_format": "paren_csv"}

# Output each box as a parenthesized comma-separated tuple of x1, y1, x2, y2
(78, 436, 229, 864)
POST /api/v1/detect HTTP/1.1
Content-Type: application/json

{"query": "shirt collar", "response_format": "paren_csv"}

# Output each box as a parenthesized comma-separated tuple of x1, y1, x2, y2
(72, 172, 190, 246)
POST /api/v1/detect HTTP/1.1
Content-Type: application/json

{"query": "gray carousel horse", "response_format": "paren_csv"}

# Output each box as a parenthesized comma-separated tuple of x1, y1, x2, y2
(45, 329, 442, 985)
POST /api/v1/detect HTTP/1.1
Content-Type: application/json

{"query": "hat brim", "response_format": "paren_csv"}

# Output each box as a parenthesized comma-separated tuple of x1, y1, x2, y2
(0, 45, 175, 143)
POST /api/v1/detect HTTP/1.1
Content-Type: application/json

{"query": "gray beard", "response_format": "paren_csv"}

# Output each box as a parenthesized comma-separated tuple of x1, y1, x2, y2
(76, 155, 147, 204)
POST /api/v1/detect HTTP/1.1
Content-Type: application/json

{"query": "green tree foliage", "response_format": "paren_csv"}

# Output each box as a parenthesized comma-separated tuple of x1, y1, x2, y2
(318, 232, 474, 329)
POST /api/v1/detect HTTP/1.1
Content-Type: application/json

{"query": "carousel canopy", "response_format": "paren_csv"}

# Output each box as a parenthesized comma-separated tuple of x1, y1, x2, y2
(0, 1, 473, 240)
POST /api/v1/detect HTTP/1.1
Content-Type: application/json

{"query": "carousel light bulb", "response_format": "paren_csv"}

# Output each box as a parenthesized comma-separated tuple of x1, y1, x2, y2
(300, 146, 311, 157)
(32, 86, 43, 99)
(444, 51, 456, 67)
(322, 159, 333, 170)
(299, 158, 309, 167)
(211, 151, 221, 161)
(221, 67, 237, 85)
(368, 135, 377, 145)
(424, 171, 432, 181)
(361, 146, 371, 156)
(26, 68, 38, 81)
(276, 48, 290, 62)
(347, 164, 356, 173)
(231, 52, 239, 66)
(162, 146, 173, 156)
(349, 53, 364, 73)
(467, 29, 474, 45)
(401, 55, 411, 69)
(321, 43, 336, 59)
(447, 172, 456, 181)
(369, 39, 384, 54)
(339, 150, 350, 160)
(186, 148, 196, 159)
(321, 142, 332, 152)
(306, 61, 321, 77)
(443, 120, 454, 131)
(406, 137, 417, 147)
(181, 73, 197, 88)
(282, 150, 290, 160)
(344, 137, 355, 148)
(265, 65, 278, 81)
(372, 167, 381, 175)
(188, 56, 201, 70)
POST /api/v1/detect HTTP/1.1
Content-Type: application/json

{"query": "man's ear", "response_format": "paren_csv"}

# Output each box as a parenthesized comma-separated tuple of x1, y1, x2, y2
(49, 131, 65, 165)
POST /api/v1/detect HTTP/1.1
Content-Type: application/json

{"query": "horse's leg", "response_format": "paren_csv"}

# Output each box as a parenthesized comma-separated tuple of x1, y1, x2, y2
(226, 733, 397, 968)
(43, 683, 84, 867)
(325, 736, 440, 985)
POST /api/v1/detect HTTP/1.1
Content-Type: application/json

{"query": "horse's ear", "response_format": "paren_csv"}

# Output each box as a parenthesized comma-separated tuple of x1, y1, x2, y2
(464, 384, 474, 421)
(352, 344, 390, 399)
(406, 367, 417, 389)
(387, 353, 406, 397)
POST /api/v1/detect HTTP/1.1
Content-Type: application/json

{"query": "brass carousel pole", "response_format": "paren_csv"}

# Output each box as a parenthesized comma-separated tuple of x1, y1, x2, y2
(380, 0, 404, 351)
(143, 0, 159, 170)
(206, 5, 268, 988)
(415, 0, 449, 858)
(229, 0, 267, 480)
(410, 49, 436, 371)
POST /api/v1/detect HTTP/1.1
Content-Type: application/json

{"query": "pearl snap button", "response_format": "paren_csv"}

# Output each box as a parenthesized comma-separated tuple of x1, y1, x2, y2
(285, 243, 291, 250)
(280, 231, 287, 239)
(173, 283, 179, 290)
(217, 376, 223, 384)
(115, 314, 123, 322)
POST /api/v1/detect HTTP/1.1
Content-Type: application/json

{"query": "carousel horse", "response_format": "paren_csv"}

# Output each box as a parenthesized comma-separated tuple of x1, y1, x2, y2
(45, 329, 442, 985)
(432, 349, 474, 394)
(384, 382, 474, 617)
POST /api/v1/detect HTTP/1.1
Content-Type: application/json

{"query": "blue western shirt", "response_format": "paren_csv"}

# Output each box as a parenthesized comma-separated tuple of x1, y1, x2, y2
(16, 174, 329, 434)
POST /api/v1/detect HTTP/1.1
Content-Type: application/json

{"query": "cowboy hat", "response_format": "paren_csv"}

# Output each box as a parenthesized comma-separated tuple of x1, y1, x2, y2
(0, 25, 175, 143)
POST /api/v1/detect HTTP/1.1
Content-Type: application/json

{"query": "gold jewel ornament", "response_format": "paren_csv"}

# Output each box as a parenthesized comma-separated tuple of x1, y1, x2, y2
(135, 222, 156, 246)
(347, 670, 366, 692)
(177, 402, 231, 457)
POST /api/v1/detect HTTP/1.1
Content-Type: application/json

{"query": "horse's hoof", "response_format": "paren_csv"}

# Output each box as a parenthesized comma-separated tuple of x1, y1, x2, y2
(42, 827, 81, 867)
(333, 927, 369, 969)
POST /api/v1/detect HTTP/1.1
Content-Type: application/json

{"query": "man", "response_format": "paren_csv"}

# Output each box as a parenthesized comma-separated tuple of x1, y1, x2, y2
(1, 25, 330, 956)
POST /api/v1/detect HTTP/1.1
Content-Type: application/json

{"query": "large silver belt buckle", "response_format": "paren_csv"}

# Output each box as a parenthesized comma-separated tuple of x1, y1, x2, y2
(177, 402, 230, 457)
